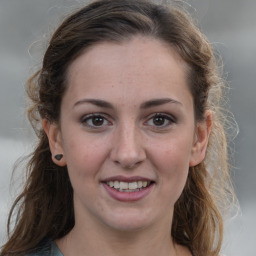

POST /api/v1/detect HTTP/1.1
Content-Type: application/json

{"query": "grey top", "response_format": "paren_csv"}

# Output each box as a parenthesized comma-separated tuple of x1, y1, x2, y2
(27, 239, 201, 256)
(27, 240, 63, 256)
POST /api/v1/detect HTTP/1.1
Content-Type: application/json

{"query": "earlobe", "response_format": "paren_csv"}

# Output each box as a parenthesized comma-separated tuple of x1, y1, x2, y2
(42, 119, 66, 167)
(189, 111, 212, 167)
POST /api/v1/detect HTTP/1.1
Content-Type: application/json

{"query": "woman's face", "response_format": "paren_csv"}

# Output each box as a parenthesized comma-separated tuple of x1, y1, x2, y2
(45, 36, 210, 232)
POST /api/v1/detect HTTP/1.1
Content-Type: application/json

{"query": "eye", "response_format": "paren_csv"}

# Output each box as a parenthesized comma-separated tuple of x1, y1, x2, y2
(146, 113, 176, 128)
(81, 114, 111, 129)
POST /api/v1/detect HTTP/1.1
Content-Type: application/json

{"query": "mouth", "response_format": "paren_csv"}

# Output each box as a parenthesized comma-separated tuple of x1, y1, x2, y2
(104, 180, 153, 192)
(101, 176, 155, 201)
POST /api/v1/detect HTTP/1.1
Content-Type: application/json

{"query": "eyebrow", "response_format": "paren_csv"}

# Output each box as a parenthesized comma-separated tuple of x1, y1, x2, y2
(73, 98, 182, 109)
(73, 99, 114, 109)
(140, 98, 182, 109)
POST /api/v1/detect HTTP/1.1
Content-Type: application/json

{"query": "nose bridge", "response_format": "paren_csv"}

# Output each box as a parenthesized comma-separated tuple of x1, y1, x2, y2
(110, 119, 146, 168)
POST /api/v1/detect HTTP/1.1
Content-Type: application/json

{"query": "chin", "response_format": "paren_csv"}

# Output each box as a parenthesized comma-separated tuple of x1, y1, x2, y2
(100, 208, 156, 232)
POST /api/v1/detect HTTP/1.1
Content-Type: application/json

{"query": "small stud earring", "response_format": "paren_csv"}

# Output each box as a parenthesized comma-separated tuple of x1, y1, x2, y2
(54, 154, 63, 161)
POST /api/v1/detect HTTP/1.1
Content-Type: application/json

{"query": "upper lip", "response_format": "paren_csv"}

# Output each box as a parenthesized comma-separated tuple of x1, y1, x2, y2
(101, 175, 154, 183)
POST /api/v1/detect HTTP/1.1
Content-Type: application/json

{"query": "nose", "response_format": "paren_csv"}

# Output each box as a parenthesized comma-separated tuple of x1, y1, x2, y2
(110, 124, 146, 169)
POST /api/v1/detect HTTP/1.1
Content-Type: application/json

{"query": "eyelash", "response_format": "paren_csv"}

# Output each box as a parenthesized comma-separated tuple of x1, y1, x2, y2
(80, 114, 112, 129)
(80, 113, 176, 130)
(145, 113, 176, 128)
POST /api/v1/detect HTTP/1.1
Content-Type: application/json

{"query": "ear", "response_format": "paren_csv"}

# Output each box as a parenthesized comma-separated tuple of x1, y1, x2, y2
(42, 119, 66, 167)
(189, 110, 212, 167)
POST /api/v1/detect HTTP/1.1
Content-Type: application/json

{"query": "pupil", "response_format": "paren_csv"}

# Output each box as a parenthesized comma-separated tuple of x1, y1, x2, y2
(92, 117, 104, 126)
(153, 116, 165, 126)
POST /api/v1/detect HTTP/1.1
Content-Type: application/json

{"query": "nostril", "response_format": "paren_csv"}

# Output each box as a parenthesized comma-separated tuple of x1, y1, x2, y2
(115, 160, 142, 170)
(109, 131, 146, 168)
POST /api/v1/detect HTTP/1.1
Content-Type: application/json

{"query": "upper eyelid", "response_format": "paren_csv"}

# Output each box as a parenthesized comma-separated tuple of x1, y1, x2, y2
(80, 112, 176, 124)
(81, 112, 112, 120)
(144, 113, 177, 128)
(80, 113, 113, 127)
(146, 112, 176, 121)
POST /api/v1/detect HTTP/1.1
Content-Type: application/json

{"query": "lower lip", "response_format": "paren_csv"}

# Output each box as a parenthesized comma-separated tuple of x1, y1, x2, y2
(102, 183, 154, 202)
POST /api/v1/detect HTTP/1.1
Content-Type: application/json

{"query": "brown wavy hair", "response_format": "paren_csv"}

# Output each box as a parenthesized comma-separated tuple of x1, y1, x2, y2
(1, 0, 236, 255)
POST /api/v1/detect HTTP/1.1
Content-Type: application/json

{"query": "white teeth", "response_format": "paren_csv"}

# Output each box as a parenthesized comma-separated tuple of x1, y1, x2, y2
(128, 182, 137, 190)
(114, 181, 119, 189)
(120, 181, 128, 189)
(106, 180, 151, 191)
(142, 181, 148, 187)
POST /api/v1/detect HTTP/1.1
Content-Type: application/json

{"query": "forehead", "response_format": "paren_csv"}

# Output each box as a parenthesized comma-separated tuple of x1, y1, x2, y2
(68, 36, 186, 78)
(64, 36, 192, 108)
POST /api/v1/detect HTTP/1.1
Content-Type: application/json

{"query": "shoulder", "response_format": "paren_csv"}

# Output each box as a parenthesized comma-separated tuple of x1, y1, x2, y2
(26, 239, 63, 256)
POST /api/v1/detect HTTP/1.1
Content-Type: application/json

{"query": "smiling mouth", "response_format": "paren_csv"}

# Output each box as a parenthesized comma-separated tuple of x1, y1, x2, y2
(104, 180, 153, 192)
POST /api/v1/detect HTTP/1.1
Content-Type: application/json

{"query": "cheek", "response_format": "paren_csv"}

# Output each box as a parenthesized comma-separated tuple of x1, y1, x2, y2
(152, 135, 193, 170)
(149, 136, 193, 192)
(62, 134, 109, 180)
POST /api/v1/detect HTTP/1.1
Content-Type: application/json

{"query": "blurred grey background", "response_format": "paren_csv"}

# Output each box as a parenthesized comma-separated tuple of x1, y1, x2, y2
(0, 0, 255, 255)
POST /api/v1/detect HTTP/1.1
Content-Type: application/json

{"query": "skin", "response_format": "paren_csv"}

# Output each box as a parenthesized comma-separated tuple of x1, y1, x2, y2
(43, 36, 211, 256)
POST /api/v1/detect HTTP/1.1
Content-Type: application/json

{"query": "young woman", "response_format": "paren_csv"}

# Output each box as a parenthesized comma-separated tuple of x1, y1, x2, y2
(1, 0, 236, 255)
